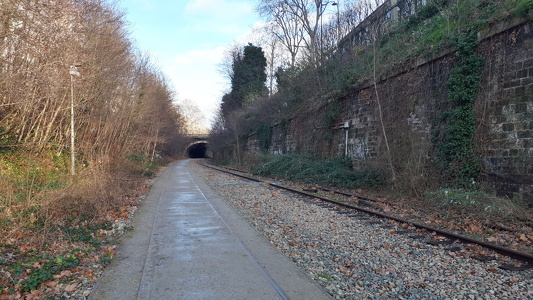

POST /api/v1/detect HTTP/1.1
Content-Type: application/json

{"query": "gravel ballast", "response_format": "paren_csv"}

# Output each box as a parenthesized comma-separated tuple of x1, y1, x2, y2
(193, 163, 533, 300)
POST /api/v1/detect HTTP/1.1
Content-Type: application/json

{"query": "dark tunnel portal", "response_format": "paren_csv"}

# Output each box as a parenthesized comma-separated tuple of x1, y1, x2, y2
(187, 142, 209, 158)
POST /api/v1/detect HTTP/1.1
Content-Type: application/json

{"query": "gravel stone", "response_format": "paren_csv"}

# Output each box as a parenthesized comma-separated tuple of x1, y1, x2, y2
(193, 163, 533, 299)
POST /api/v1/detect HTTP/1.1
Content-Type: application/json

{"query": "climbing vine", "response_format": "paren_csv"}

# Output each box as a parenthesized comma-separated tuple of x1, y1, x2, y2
(323, 99, 341, 141)
(256, 123, 272, 152)
(436, 31, 484, 186)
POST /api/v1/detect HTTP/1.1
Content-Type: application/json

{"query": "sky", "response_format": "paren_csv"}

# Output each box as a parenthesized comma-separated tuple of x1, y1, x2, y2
(118, 0, 262, 129)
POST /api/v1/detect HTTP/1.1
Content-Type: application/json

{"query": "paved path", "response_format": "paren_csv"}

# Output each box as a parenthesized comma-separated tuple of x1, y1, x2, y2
(90, 160, 332, 300)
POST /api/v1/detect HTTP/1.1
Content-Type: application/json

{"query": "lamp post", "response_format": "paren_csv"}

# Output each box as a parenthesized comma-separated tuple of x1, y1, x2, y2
(69, 65, 80, 176)
(332, 1, 340, 42)
(320, 1, 333, 62)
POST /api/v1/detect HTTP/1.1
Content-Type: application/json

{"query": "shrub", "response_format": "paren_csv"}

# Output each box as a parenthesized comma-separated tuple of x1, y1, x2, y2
(253, 153, 387, 189)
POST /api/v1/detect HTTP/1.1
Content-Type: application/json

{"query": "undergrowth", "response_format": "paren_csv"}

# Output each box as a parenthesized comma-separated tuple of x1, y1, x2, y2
(125, 153, 166, 177)
(252, 153, 387, 189)
(0, 149, 165, 295)
(425, 188, 530, 221)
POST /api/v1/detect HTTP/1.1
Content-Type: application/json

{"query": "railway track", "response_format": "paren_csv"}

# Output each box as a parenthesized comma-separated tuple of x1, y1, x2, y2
(201, 162, 533, 270)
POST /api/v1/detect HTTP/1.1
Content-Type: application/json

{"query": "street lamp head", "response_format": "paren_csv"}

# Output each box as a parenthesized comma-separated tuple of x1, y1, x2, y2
(69, 65, 81, 77)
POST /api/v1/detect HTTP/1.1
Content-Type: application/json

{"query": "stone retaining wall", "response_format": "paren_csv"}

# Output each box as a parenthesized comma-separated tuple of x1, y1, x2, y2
(246, 19, 533, 205)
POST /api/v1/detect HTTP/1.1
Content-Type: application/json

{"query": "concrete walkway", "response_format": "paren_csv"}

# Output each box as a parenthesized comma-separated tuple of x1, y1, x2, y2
(90, 159, 332, 300)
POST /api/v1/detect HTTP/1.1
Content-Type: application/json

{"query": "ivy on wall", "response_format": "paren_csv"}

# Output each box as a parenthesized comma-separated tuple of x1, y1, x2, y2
(256, 123, 272, 152)
(436, 31, 484, 186)
(323, 99, 341, 141)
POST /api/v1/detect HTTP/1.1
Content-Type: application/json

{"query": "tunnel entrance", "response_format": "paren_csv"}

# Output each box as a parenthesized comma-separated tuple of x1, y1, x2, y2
(187, 142, 209, 158)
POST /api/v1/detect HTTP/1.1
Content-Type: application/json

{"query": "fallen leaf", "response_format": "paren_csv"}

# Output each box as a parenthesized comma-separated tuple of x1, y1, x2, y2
(519, 234, 528, 242)
(338, 266, 350, 275)
(469, 224, 481, 233)
(64, 283, 78, 292)
(42, 280, 58, 288)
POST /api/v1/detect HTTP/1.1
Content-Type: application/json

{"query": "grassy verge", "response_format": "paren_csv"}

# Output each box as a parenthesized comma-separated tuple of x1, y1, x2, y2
(0, 150, 166, 297)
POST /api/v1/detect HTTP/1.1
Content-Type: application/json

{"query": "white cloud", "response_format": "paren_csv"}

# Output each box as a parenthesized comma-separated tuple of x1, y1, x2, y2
(164, 46, 228, 127)
(172, 46, 225, 66)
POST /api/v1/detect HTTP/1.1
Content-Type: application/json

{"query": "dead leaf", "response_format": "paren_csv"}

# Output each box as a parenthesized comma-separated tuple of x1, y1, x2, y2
(338, 266, 350, 275)
(19, 244, 34, 253)
(519, 234, 528, 242)
(509, 277, 520, 283)
(64, 283, 77, 292)
(487, 236, 498, 243)
(42, 280, 58, 288)
(469, 224, 481, 233)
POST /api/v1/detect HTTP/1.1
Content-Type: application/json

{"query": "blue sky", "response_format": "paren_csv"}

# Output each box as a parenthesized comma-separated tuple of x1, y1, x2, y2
(118, 0, 261, 127)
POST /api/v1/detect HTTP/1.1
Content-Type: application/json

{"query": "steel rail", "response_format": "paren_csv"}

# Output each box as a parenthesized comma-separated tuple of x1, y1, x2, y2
(201, 162, 533, 265)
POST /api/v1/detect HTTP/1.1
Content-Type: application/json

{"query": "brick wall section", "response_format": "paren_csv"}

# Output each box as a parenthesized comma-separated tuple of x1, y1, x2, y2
(481, 21, 533, 203)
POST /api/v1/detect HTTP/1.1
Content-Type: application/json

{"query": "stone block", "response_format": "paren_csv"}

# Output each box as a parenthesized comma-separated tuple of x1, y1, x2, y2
(504, 79, 521, 89)
(514, 86, 526, 97)
(521, 77, 533, 86)
(499, 183, 520, 193)
(512, 174, 533, 184)
(524, 58, 533, 68)
(517, 69, 528, 78)
(526, 84, 533, 95)
(518, 130, 533, 139)
(523, 194, 533, 208)
(502, 123, 514, 131)
(515, 103, 528, 113)
(504, 71, 516, 82)
(519, 113, 533, 124)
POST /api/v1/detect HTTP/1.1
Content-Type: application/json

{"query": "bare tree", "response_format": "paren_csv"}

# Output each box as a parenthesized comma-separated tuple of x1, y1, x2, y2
(177, 98, 208, 134)
(257, 0, 331, 66)
(250, 22, 287, 96)
(359, 0, 396, 181)
(0, 0, 187, 169)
